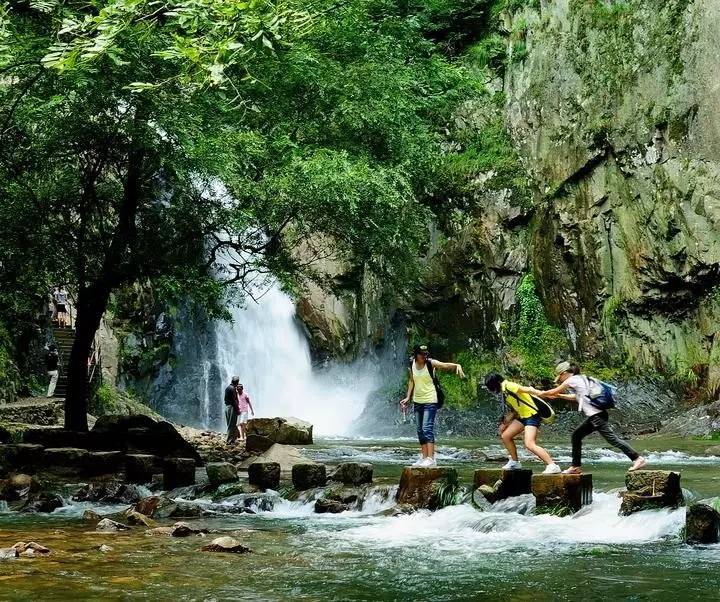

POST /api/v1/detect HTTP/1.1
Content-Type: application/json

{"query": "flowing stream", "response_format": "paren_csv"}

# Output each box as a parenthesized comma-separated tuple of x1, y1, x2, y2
(2, 436, 720, 600)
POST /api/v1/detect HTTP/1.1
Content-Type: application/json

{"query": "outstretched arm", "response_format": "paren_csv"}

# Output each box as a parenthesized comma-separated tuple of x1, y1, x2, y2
(247, 396, 255, 415)
(430, 360, 465, 378)
(536, 382, 574, 399)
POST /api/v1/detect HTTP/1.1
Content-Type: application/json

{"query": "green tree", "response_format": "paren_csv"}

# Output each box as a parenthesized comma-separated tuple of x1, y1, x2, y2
(0, 0, 426, 430)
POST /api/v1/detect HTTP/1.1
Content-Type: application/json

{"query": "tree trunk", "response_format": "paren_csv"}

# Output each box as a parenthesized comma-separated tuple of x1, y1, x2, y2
(64, 284, 111, 431)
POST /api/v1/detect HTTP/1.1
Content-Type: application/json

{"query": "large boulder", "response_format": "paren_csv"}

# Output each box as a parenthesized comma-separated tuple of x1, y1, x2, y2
(0, 474, 42, 502)
(395, 467, 457, 510)
(245, 417, 313, 452)
(620, 471, 684, 516)
(329, 462, 373, 486)
(91, 416, 202, 464)
(163, 457, 195, 490)
(240, 443, 311, 473)
(532, 474, 593, 516)
(247, 462, 280, 491)
(206, 462, 238, 487)
(686, 503, 720, 544)
(292, 463, 326, 490)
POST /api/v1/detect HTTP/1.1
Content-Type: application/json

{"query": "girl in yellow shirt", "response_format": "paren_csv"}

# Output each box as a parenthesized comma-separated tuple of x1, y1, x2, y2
(400, 345, 465, 468)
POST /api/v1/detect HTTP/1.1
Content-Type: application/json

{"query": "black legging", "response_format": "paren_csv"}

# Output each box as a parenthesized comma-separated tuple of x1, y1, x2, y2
(572, 410, 639, 467)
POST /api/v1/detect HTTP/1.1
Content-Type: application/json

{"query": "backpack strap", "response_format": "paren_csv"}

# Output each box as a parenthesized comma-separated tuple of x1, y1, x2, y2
(504, 388, 539, 414)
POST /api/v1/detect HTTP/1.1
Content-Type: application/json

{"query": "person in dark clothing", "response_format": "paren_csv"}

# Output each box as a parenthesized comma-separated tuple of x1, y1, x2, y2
(224, 376, 241, 444)
(45, 344, 60, 397)
(539, 361, 646, 474)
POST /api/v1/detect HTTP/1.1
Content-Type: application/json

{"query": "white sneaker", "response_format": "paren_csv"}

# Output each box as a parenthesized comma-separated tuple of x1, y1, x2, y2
(418, 457, 435, 468)
(411, 457, 424, 467)
(543, 463, 562, 474)
(502, 459, 522, 470)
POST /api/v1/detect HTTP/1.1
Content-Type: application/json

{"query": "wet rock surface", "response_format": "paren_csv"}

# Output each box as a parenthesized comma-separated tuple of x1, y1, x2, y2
(474, 469, 532, 503)
(247, 462, 280, 491)
(201, 536, 252, 554)
(620, 471, 684, 516)
(125, 453, 158, 484)
(162, 457, 196, 489)
(685, 503, 720, 544)
(329, 462, 373, 486)
(96, 518, 131, 532)
(396, 467, 457, 510)
(245, 417, 313, 452)
(292, 463, 326, 490)
(314, 498, 348, 514)
(206, 462, 238, 486)
(532, 474, 593, 516)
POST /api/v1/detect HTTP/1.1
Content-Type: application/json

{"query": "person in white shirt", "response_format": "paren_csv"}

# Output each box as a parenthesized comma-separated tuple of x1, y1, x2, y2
(539, 361, 646, 474)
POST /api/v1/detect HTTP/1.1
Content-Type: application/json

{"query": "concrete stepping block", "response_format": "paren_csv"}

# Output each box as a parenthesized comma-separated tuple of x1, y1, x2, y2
(532, 473, 593, 516)
(395, 467, 457, 510)
(473, 468, 532, 503)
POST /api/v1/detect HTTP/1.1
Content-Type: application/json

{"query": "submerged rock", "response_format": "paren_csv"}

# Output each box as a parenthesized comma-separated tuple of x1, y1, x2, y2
(247, 461, 280, 491)
(619, 471, 684, 516)
(96, 518, 131, 532)
(98, 544, 113, 553)
(686, 503, 720, 544)
(200, 536, 252, 554)
(20, 492, 64, 514)
(314, 498, 348, 514)
(134, 495, 204, 519)
(329, 462, 373, 486)
(125, 509, 156, 527)
(245, 417, 313, 452)
(72, 482, 147, 505)
(83, 509, 102, 521)
(12, 541, 50, 557)
(206, 462, 238, 486)
(292, 463, 326, 490)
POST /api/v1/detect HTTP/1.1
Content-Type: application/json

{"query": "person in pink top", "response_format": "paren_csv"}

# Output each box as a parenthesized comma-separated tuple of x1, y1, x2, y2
(235, 383, 255, 442)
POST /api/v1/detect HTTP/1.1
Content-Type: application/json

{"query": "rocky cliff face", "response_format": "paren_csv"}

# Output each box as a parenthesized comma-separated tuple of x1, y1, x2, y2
(506, 0, 720, 393)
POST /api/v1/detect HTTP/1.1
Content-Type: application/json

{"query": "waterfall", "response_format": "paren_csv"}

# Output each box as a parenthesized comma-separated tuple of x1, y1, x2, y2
(147, 278, 396, 435)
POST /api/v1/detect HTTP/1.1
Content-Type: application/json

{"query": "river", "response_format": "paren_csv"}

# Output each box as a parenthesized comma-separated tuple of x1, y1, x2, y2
(1, 435, 719, 600)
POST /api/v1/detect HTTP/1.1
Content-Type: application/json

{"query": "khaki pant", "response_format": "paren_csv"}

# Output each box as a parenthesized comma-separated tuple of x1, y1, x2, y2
(47, 370, 59, 397)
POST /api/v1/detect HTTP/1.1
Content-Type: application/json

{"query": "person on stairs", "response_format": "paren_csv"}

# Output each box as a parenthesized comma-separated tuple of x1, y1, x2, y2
(484, 373, 561, 474)
(538, 361, 646, 474)
(400, 345, 465, 468)
(55, 285, 69, 328)
(224, 376, 241, 445)
(45, 344, 60, 398)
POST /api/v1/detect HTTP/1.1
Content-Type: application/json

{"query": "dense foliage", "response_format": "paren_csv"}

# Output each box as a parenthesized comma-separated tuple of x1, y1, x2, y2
(0, 0, 533, 423)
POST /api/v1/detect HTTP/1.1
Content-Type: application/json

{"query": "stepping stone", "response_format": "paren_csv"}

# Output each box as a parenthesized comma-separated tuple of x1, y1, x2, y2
(619, 470, 684, 516)
(162, 457, 195, 490)
(125, 454, 158, 484)
(85, 451, 124, 476)
(395, 467, 457, 510)
(206, 462, 238, 486)
(329, 462, 373, 486)
(473, 469, 532, 503)
(248, 461, 280, 491)
(292, 463, 326, 490)
(532, 473, 593, 516)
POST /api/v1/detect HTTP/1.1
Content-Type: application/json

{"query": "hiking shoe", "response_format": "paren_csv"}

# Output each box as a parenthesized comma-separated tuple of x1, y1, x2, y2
(542, 463, 562, 474)
(501, 459, 523, 470)
(562, 466, 583, 475)
(628, 456, 647, 472)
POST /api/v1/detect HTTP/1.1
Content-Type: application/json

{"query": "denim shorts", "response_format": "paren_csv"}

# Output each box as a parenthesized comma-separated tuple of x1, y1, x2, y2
(519, 414, 542, 427)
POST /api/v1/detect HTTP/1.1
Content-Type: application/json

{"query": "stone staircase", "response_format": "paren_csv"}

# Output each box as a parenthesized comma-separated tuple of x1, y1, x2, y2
(51, 326, 74, 398)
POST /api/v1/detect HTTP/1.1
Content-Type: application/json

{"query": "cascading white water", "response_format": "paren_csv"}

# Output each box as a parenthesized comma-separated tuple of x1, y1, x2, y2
(202, 282, 384, 435)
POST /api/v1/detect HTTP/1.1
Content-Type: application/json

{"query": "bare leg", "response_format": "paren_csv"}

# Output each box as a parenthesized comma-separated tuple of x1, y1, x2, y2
(501, 420, 525, 461)
(421, 443, 429, 458)
(523, 426, 553, 465)
(427, 442, 435, 458)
